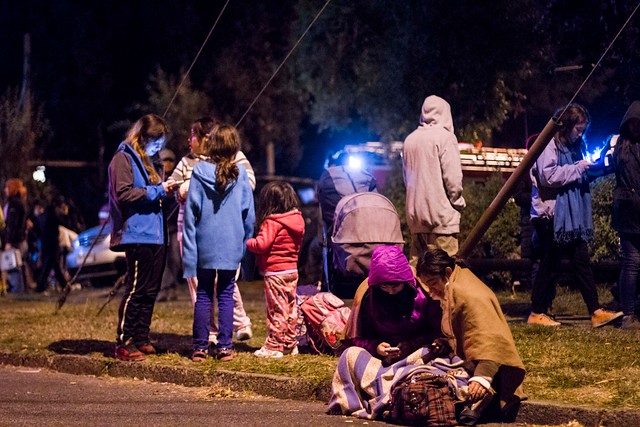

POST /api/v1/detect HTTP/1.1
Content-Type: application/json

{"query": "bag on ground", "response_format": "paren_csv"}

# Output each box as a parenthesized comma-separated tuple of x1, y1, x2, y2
(385, 372, 457, 427)
(298, 291, 350, 355)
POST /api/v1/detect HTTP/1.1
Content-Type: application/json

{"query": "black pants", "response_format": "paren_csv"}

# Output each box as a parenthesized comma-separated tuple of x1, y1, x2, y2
(117, 244, 166, 346)
(531, 218, 600, 315)
(36, 247, 67, 292)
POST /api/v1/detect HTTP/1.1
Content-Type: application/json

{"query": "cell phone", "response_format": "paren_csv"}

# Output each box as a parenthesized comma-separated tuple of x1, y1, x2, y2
(386, 347, 400, 353)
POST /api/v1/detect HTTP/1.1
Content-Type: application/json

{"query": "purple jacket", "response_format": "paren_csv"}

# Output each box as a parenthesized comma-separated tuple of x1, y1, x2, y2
(350, 246, 442, 357)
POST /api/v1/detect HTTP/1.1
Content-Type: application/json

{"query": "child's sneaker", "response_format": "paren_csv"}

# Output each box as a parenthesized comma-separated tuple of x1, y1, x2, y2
(115, 343, 146, 362)
(236, 325, 253, 341)
(591, 309, 623, 328)
(254, 346, 283, 358)
(527, 312, 560, 326)
(192, 349, 207, 362)
(215, 348, 236, 361)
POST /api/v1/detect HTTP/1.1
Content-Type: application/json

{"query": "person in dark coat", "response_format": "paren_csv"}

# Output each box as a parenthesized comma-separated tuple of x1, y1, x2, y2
(3, 179, 30, 293)
(610, 101, 640, 329)
(35, 197, 70, 293)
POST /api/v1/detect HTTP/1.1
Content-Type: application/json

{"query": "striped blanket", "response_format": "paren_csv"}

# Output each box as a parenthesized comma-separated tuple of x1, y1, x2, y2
(328, 346, 470, 420)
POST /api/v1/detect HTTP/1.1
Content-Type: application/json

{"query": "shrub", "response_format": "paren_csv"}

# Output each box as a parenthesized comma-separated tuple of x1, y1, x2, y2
(589, 175, 619, 262)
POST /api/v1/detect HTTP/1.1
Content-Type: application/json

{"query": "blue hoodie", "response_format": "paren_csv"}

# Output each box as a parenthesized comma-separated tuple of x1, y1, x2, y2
(181, 161, 255, 277)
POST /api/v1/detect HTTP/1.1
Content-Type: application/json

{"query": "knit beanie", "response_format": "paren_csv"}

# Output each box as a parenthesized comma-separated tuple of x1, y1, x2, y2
(368, 245, 415, 287)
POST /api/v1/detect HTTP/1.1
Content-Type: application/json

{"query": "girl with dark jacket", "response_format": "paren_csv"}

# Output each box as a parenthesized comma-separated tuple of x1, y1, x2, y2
(108, 114, 177, 361)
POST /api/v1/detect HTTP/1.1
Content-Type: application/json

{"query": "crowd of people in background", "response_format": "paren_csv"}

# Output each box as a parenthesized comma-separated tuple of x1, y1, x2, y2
(1, 178, 82, 296)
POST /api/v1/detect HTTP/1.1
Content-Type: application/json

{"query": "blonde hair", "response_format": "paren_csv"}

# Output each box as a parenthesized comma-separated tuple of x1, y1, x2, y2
(206, 124, 240, 192)
(124, 114, 168, 184)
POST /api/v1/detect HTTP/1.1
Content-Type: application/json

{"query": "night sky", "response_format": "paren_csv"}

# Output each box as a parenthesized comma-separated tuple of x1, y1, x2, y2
(1, 1, 639, 224)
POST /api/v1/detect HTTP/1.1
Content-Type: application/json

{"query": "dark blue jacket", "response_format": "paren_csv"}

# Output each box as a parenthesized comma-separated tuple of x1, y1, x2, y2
(108, 142, 166, 250)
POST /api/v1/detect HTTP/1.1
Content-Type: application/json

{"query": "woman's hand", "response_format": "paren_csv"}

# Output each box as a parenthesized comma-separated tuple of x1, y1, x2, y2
(468, 380, 489, 402)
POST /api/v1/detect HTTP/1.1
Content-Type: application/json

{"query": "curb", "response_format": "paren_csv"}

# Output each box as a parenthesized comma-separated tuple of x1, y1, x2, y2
(0, 352, 331, 402)
(2, 352, 639, 426)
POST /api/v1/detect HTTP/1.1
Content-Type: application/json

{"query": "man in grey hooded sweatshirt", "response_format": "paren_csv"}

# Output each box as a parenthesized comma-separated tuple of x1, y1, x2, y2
(403, 95, 465, 263)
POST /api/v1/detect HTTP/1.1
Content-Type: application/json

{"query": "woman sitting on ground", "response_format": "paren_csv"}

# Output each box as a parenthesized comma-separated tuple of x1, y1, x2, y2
(344, 245, 442, 365)
(415, 248, 526, 422)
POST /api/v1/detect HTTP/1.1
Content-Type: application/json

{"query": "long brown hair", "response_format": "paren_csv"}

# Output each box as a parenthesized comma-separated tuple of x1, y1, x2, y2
(124, 114, 168, 184)
(206, 123, 240, 192)
(554, 103, 590, 147)
(191, 116, 217, 146)
(255, 181, 300, 229)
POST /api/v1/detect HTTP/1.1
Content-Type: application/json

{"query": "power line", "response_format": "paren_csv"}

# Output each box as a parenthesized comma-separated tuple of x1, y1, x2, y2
(557, 1, 639, 121)
(162, 0, 231, 118)
(235, 0, 332, 127)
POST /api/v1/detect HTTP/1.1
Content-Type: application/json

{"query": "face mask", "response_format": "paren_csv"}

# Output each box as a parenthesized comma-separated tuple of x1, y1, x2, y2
(145, 136, 166, 157)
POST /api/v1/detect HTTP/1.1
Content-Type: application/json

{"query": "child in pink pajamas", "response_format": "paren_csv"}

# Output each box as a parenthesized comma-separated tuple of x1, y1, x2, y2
(247, 182, 305, 358)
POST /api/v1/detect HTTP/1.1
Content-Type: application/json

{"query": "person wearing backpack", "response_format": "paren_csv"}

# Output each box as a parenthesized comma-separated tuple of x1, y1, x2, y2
(344, 245, 443, 366)
(247, 181, 305, 358)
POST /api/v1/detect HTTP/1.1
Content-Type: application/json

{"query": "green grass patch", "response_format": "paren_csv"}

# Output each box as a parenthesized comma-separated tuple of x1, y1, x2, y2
(1, 281, 639, 409)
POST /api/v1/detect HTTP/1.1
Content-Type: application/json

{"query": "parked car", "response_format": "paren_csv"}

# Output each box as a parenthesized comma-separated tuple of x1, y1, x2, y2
(66, 223, 126, 286)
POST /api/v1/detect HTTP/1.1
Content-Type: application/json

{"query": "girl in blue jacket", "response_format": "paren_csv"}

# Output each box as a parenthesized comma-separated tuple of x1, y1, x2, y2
(182, 124, 255, 362)
(108, 114, 177, 361)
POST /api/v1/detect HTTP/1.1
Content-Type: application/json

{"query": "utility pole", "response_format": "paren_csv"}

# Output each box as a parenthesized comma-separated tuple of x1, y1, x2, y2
(266, 141, 275, 176)
(19, 33, 32, 134)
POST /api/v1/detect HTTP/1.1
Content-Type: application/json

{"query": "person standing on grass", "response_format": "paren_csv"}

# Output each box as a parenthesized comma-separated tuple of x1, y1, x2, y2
(609, 101, 640, 330)
(182, 123, 254, 362)
(109, 114, 177, 362)
(172, 117, 254, 342)
(246, 181, 305, 358)
(403, 95, 466, 263)
(528, 103, 622, 328)
(3, 178, 30, 293)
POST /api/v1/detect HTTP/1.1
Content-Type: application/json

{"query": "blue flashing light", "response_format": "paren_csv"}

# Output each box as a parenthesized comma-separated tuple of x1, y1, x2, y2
(348, 155, 363, 170)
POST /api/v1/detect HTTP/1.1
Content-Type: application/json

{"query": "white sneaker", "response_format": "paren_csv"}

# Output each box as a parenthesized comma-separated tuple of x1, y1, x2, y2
(236, 325, 253, 341)
(254, 346, 283, 358)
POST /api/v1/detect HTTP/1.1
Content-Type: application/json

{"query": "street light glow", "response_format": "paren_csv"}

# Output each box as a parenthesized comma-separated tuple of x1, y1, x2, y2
(33, 165, 46, 183)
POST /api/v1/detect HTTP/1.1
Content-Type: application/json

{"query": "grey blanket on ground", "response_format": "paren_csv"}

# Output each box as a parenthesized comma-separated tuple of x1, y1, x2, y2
(328, 346, 470, 420)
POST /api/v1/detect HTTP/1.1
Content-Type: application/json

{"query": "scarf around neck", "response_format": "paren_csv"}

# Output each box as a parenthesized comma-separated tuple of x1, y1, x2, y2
(553, 140, 594, 243)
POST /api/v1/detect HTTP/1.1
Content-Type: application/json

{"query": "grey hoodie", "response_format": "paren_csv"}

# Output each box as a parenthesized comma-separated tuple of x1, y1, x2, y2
(403, 95, 465, 234)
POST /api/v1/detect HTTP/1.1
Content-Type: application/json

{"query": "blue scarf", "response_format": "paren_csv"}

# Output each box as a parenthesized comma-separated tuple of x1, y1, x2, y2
(553, 141, 594, 243)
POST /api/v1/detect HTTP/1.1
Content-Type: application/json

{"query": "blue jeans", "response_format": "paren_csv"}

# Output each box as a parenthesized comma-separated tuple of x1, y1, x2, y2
(193, 269, 236, 351)
(619, 234, 640, 315)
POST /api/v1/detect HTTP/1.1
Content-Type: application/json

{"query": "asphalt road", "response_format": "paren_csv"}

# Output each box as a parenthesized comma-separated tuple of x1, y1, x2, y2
(0, 365, 390, 426)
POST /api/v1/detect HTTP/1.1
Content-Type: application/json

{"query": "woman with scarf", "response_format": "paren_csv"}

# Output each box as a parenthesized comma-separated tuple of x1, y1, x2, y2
(527, 103, 622, 327)
(344, 245, 442, 366)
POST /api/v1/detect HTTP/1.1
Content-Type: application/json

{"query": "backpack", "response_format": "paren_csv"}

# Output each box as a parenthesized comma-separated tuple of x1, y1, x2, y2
(298, 292, 350, 355)
(385, 372, 457, 427)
